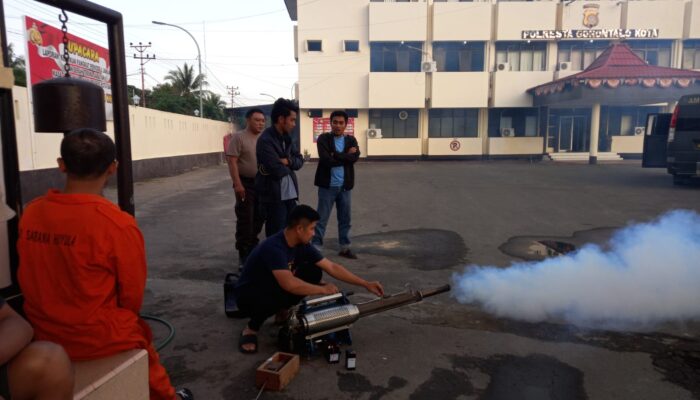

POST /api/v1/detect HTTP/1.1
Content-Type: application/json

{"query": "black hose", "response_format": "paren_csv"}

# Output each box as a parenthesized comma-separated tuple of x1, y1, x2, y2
(141, 314, 175, 351)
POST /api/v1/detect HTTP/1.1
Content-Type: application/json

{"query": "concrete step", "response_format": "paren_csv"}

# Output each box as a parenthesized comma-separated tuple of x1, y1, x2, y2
(547, 152, 622, 162)
(73, 349, 149, 400)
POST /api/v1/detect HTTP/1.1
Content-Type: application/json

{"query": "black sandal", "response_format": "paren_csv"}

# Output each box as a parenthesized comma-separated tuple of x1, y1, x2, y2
(238, 333, 258, 354)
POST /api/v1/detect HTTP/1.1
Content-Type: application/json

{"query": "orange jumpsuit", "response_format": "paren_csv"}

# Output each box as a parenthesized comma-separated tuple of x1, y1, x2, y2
(18, 190, 176, 400)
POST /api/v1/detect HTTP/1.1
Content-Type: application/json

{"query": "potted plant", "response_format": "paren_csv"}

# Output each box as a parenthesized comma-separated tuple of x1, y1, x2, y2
(303, 149, 311, 161)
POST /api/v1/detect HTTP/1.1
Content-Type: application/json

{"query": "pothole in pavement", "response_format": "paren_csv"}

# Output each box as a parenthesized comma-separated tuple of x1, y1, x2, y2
(448, 353, 588, 400)
(498, 227, 617, 261)
(327, 229, 469, 271)
(500, 238, 577, 261)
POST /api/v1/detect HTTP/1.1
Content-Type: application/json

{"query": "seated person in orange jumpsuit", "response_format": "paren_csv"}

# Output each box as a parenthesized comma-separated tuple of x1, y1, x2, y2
(0, 295, 73, 400)
(17, 129, 192, 400)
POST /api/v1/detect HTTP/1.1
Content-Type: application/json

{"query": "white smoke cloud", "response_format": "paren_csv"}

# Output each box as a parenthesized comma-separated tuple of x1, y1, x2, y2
(452, 210, 700, 330)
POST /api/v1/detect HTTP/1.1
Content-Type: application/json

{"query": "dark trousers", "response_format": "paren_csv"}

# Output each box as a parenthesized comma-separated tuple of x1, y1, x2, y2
(263, 199, 297, 237)
(235, 177, 264, 262)
(237, 263, 323, 331)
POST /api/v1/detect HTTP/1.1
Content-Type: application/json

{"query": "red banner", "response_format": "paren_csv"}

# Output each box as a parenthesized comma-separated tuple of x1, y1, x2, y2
(312, 117, 355, 142)
(24, 16, 113, 120)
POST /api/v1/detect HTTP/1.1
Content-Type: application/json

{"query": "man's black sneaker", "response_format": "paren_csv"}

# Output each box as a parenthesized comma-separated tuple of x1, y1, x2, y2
(338, 249, 358, 259)
(176, 388, 194, 400)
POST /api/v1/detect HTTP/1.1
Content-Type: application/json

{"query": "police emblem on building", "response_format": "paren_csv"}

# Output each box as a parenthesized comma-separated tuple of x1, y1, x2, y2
(582, 4, 600, 29)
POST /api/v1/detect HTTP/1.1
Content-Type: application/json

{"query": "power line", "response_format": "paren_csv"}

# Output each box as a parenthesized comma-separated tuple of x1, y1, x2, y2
(11, 0, 108, 44)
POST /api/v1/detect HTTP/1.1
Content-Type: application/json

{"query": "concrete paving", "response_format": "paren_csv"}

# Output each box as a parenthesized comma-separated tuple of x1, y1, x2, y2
(111, 160, 700, 400)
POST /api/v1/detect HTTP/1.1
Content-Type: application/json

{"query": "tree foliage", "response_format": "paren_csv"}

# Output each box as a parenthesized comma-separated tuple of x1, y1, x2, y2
(202, 92, 227, 121)
(8, 44, 26, 87)
(164, 63, 207, 96)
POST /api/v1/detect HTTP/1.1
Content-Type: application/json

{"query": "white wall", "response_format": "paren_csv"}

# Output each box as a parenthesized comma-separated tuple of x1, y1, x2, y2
(489, 137, 544, 155)
(431, 72, 489, 108)
(369, 2, 428, 42)
(684, 0, 700, 38)
(611, 134, 644, 153)
(496, 1, 558, 41)
(433, 2, 492, 41)
(13, 86, 230, 172)
(368, 73, 426, 108)
(428, 138, 482, 156)
(367, 138, 422, 157)
(492, 71, 552, 108)
(624, 0, 685, 39)
(297, 0, 369, 109)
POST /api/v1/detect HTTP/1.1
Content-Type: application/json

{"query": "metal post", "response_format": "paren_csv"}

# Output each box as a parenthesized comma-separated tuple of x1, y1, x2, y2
(34, 0, 135, 215)
(152, 21, 203, 118)
(589, 103, 601, 165)
(0, 0, 23, 295)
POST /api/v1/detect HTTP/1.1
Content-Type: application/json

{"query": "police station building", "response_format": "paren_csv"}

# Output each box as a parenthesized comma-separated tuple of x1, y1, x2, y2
(284, 0, 700, 160)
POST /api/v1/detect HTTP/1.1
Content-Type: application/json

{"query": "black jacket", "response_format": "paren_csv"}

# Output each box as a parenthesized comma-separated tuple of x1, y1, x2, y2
(314, 133, 360, 190)
(255, 126, 304, 203)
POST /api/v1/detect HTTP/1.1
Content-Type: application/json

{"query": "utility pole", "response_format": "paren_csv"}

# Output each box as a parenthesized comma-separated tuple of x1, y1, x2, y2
(130, 42, 155, 107)
(227, 86, 240, 131)
(227, 85, 239, 108)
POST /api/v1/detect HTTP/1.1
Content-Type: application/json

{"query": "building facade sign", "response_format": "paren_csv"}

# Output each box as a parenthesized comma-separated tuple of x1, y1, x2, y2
(522, 29, 659, 40)
(582, 4, 600, 29)
(312, 117, 355, 142)
(24, 15, 113, 120)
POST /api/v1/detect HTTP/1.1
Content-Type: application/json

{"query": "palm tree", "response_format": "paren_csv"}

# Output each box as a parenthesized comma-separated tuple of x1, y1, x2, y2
(164, 63, 207, 96)
(202, 91, 227, 121)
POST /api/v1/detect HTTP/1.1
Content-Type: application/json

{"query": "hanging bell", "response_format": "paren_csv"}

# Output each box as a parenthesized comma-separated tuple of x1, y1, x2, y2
(32, 77, 107, 133)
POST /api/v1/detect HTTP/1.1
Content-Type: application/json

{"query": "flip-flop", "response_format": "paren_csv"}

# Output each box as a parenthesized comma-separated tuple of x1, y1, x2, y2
(239, 333, 258, 354)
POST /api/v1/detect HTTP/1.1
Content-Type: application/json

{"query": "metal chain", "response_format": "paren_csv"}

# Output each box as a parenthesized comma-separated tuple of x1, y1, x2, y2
(59, 9, 70, 77)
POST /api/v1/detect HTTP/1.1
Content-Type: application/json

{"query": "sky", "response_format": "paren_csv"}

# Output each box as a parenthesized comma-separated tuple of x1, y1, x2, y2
(3, 0, 298, 107)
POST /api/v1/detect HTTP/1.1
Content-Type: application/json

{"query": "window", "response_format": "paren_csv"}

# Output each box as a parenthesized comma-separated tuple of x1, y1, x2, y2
(369, 109, 419, 138)
(682, 40, 700, 70)
(495, 42, 546, 71)
(627, 40, 672, 67)
(488, 108, 540, 137)
(600, 106, 662, 136)
(432, 42, 485, 72)
(306, 40, 322, 52)
(557, 41, 609, 71)
(344, 40, 360, 52)
(429, 109, 479, 138)
(370, 42, 423, 72)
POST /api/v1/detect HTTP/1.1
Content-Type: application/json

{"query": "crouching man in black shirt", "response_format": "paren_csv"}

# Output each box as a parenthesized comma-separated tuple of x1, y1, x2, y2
(235, 204, 384, 353)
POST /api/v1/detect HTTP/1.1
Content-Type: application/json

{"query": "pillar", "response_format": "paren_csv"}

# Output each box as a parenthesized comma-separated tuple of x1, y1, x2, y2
(589, 103, 601, 165)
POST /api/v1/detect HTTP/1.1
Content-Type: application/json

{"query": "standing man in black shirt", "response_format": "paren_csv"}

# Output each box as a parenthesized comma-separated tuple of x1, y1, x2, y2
(312, 110, 360, 259)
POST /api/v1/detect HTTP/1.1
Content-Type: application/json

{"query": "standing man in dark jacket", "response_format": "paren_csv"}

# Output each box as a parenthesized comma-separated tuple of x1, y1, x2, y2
(256, 98, 304, 237)
(312, 110, 360, 259)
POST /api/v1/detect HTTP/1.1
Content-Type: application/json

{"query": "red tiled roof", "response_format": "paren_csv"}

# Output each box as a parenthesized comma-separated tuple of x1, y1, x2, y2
(529, 43, 700, 94)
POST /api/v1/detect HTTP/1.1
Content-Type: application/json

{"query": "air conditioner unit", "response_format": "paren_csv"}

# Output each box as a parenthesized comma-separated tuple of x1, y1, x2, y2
(501, 128, 515, 137)
(558, 61, 572, 71)
(634, 126, 645, 135)
(496, 62, 510, 72)
(367, 128, 382, 139)
(421, 60, 437, 73)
